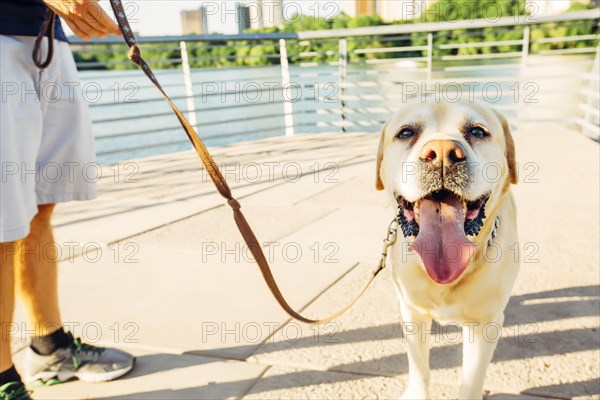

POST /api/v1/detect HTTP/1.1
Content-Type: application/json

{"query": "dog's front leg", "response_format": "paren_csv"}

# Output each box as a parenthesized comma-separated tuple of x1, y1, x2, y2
(459, 314, 504, 399)
(399, 303, 432, 400)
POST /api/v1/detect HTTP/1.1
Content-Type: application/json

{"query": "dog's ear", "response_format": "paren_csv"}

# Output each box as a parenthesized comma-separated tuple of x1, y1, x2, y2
(494, 111, 517, 185)
(375, 121, 389, 191)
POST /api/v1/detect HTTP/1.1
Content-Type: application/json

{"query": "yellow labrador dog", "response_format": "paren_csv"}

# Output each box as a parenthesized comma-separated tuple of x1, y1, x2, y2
(376, 99, 519, 399)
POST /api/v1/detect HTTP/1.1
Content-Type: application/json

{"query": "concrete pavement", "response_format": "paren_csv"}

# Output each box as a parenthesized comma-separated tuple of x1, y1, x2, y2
(11, 128, 600, 399)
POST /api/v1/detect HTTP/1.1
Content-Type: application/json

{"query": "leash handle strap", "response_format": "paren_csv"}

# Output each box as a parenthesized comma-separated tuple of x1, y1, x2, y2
(32, 9, 56, 69)
(109, 0, 385, 325)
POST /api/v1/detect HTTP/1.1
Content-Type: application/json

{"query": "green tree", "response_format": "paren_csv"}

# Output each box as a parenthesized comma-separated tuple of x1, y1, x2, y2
(531, 1, 599, 52)
(71, 1, 598, 71)
(412, 0, 529, 56)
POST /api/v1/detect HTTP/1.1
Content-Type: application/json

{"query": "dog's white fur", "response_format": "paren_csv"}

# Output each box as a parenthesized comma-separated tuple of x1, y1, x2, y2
(376, 100, 519, 399)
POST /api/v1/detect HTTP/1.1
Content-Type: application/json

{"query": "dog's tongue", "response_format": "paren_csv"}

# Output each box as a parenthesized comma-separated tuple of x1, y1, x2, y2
(411, 194, 476, 284)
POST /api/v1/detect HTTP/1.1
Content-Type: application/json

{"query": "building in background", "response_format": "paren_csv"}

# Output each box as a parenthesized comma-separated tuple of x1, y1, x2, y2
(526, 0, 596, 15)
(340, 0, 598, 22)
(378, 0, 436, 21)
(341, 0, 375, 17)
(248, 0, 284, 29)
(237, 4, 251, 33)
(357, 0, 377, 15)
(181, 6, 208, 35)
(341, 0, 435, 22)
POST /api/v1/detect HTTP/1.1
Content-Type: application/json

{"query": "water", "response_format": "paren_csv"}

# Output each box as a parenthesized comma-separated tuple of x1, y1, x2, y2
(80, 55, 594, 164)
(82, 65, 341, 164)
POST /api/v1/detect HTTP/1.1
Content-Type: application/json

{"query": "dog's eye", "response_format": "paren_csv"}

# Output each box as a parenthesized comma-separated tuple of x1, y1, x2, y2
(396, 128, 415, 140)
(468, 127, 489, 138)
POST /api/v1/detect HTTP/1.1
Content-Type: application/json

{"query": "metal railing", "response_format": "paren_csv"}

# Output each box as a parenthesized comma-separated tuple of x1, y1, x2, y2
(70, 9, 600, 163)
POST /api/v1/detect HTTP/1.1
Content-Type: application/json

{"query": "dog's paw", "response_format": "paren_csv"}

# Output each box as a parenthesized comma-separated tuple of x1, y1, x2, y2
(399, 387, 429, 400)
(458, 386, 484, 400)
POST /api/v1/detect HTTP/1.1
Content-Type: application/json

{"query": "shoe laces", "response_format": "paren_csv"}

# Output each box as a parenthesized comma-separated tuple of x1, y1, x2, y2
(65, 332, 105, 369)
(0, 382, 31, 400)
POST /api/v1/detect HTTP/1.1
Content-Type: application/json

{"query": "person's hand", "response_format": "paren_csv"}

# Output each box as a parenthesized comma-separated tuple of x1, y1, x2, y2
(43, 0, 122, 40)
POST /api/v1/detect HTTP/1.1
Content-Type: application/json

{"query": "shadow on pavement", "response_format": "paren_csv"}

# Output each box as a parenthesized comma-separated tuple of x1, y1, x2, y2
(91, 285, 599, 399)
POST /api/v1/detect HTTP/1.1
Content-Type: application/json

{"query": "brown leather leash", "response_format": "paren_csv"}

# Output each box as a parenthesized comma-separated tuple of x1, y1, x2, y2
(32, 9, 55, 70)
(38, 1, 394, 325)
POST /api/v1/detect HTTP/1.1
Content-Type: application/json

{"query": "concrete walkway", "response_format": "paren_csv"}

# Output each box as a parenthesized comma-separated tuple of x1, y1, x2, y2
(11, 128, 599, 399)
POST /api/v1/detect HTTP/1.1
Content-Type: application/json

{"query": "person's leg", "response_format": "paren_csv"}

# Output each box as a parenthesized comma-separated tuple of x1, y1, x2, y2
(0, 35, 43, 398)
(0, 241, 19, 373)
(14, 204, 63, 339)
(1, 203, 65, 379)
(17, 204, 134, 385)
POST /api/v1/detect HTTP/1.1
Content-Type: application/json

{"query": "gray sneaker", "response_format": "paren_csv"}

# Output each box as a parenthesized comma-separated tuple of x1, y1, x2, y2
(24, 332, 135, 385)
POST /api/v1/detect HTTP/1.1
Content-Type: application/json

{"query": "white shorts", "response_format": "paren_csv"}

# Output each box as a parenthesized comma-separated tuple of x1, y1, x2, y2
(1, 35, 97, 242)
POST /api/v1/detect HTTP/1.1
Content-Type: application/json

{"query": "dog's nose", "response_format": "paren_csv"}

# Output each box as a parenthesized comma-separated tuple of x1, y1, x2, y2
(419, 140, 467, 168)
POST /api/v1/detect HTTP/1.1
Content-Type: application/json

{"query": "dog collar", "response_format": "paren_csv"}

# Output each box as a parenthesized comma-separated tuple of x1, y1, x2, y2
(486, 216, 500, 249)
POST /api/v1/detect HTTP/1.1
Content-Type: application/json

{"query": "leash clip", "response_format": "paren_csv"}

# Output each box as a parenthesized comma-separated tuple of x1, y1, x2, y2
(374, 218, 399, 276)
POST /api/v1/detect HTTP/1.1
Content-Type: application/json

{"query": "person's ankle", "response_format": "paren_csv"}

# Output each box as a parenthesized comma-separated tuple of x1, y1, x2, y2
(30, 327, 71, 356)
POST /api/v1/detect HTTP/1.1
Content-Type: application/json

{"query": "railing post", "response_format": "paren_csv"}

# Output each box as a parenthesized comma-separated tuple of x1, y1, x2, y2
(518, 27, 530, 125)
(521, 26, 530, 73)
(427, 32, 433, 81)
(179, 41, 198, 132)
(583, 45, 600, 138)
(338, 38, 347, 134)
(279, 39, 294, 137)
